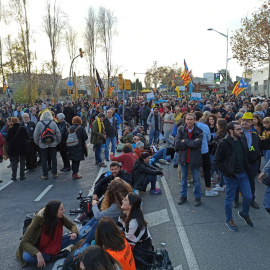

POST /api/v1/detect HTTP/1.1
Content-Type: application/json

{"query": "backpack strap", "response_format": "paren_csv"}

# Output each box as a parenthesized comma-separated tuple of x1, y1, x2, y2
(42, 120, 52, 130)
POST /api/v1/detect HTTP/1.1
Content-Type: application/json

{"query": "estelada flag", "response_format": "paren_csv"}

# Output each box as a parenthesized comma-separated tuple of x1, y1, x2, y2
(232, 80, 245, 96)
(172, 74, 175, 87)
(109, 82, 114, 96)
(180, 60, 192, 86)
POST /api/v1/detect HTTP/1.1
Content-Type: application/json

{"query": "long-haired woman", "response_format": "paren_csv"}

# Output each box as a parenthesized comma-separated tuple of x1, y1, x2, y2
(81, 179, 133, 245)
(253, 114, 263, 136)
(79, 245, 122, 270)
(118, 193, 152, 250)
(95, 217, 136, 270)
(17, 200, 78, 268)
(212, 119, 228, 191)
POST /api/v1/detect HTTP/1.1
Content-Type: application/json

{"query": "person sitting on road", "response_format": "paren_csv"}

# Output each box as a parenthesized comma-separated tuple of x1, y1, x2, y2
(16, 200, 78, 268)
(95, 217, 136, 270)
(79, 245, 122, 270)
(80, 179, 133, 246)
(132, 125, 144, 136)
(131, 152, 163, 195)
(118, 193, 152, 250)
(93, 161, 131, 201)
(110, 144, 137, 174)
(120, 126, 134, 144)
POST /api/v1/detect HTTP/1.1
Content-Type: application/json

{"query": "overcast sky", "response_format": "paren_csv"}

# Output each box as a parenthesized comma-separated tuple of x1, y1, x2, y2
(1, 0, 262, 85)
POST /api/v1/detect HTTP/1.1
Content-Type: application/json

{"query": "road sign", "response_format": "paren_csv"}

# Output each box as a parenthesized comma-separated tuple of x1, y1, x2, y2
(124, 79, 131, 90)
(214, 73, 220, 82)
(67, 80, 73, 87)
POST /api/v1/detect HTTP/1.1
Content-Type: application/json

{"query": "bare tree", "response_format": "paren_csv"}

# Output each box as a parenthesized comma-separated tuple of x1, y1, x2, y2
(65, 25, 77, 61)
(85, 7, 98, 96)
(43, 0, 67, 98)
(97, 6, 117, 95)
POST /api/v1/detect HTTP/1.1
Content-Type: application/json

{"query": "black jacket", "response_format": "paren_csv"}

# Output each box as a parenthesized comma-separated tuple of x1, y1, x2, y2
(209, 131, 227, 155)
(103, 117, 117, 138)
(243, 131, 261, 163)
(58, 120, 70, 141)
(6, 123, 29, 156)
(94, 170, 131, 198)
(174, 124, 203, 168)
(63, 107, 76, 125)
(131, 160, 162, 192)
(214, 135, 251, 179)
(67, 124, 88, 161)
(21, 121, 36, 142)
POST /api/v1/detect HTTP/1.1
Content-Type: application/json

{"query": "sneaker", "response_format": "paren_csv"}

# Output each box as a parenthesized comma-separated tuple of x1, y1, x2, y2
(149, 188, 162, 195)
(105, 158, 110, 162)
(173, 164, 178, 168)
(205, 189, 218, 196)
(41, 175, 48, 180)
(238, 211, 253, 227)
(178, 197, 187, 205)
(51, 250, 70, 261)
(99, 162, 107, 168)
(11, 177, 17, 181)
(225, 220, 238, 231)
(52, 174, 59, 179)
(233, 200, 240, 208)
(195, 198, 201, 207)
(159, 159, 168, 165)
(212, 185, 225, 192)
(250, 201, 260, 209)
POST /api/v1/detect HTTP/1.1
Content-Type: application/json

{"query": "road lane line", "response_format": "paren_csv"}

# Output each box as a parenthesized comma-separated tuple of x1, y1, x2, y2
(161, 176, 199, 270)
(88, 166, 107, 196)
(145, 209, 170, 228)
(34, 185, 53, 201)
(0, 180, 13, 191)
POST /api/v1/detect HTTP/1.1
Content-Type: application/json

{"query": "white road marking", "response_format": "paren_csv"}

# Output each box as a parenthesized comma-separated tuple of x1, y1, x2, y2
(145, 208, 170, 228)
(88, 166, 107, 196)
(0, 180, 13, 191)
(34, 185, 53, 201)
(161, 176, 199, 270)
(174, 265, 184, 270)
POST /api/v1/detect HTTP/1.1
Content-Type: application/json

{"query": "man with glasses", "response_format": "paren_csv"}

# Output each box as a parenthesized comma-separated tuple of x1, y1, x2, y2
(215, 121, 253, 231)
(22, 113, 37, 172)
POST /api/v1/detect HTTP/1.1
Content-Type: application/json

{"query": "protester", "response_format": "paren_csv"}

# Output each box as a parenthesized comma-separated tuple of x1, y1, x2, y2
(141, 102, 151, 132)
(34, 110, 61, 179)
(147, 106, 162, 145)
(67, 116, 88, 179)
(162, 106, 175, 147)
(16, 200, 78, 267)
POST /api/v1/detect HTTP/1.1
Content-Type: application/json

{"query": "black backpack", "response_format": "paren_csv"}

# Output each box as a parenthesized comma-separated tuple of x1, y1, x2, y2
(41, 121, 55, 144)
(20, 213, 36, 239)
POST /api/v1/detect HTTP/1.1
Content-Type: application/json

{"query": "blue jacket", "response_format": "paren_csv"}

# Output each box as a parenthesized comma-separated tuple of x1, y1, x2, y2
(196, 122, 211, 154)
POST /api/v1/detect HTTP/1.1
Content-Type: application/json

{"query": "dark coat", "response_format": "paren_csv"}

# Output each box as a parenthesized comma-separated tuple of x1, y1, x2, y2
(67, 124, 88, 161)
(103, 117, 117, 138)
(6, 123, 29, 156)
(131, 160, 162, 192)
(93, 170, 131, 198)
(209, 131, 227, 155)
(141, 106, 150, 121)
(90, 119, 106, 145)
(214, 135, 251, 179)
(21, 121, 36, 142)
(58, 120, 70, 141)
(63, 106, 76, 125)
(174, 124, 203, 168)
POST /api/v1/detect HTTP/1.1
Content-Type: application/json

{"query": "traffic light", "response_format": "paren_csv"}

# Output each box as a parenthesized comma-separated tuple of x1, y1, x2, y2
(71, 89, 74, 95)
(124, 79, 131, 90)
(79, 48, 84, 58)
(118, 74, 123, 90)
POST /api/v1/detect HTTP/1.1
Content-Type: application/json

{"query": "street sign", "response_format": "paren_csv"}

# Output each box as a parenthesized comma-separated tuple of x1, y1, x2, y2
(124, 79, 131, 90)
(67, 80, 73, 87)
(214, 73, 220, 82)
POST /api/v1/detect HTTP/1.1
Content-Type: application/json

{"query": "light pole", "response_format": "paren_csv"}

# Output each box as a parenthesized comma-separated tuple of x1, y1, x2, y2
(208, 28, 228, 94)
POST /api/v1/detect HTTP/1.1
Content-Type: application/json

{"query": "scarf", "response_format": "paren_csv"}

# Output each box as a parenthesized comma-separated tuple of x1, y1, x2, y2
(97, 117, 105, 136)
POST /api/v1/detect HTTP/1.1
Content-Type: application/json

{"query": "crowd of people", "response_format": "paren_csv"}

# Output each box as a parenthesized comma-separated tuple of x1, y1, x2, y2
(1, 92, 270, 268)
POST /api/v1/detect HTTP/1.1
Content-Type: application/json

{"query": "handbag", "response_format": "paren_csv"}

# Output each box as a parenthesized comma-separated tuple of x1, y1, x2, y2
(83, 143, 88, 157)
(262, 175, 270, 186)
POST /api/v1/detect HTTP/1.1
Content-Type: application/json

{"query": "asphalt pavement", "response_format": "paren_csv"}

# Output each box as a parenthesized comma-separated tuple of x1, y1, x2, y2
(1, 142, 270, 270)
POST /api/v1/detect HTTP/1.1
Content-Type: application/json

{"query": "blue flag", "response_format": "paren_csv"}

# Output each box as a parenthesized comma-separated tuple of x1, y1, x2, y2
(189, 81, 194, 94)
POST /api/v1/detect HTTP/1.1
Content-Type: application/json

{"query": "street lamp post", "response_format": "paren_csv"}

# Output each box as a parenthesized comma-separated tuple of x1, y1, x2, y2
(208, 28, 228, 94)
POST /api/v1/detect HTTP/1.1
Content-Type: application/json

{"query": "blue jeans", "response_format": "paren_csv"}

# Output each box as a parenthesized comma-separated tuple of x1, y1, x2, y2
(83, 217, 99, 245)
(149, 130, 159, 145)
(94, 144, 102, 163)
(264, 186, 270, 209)
(180, 164, 201, 198)
(163, 131, 173, 147)
(223, 172, 252, 221)
(174, 152, 178, 165)
(105, 137, 116, 159)
(210, 154, 218, 178)
(263, 150, 270, 164)
(152, 148, 170, 162)
(22, 234, 79, 263)
(147, 174, 157, 190)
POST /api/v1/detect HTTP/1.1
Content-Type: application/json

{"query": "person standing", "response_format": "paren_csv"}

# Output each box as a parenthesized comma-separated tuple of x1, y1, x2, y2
(233, 112, 260, 209)
(147, 106, 162, 145)
(67, 116, 88, 179)
(215, 121, 253, 231)
(175, 113, 203, 207)
(103, 109, 117, 161)
(21, 113, 37, 172)
(56, 113, 71, 172)
(162, 106, 175, 147)
(63, 102, 76, 125)
(6, 117, 29, 180)
(90, 113, 107, 167)
(124, 104, 134, 131)
(141, 102, 151, 133)
(34, 110, 61, 179)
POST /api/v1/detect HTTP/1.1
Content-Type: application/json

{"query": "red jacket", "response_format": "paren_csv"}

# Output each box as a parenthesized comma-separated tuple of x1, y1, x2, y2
(110, 152, 137, 174)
